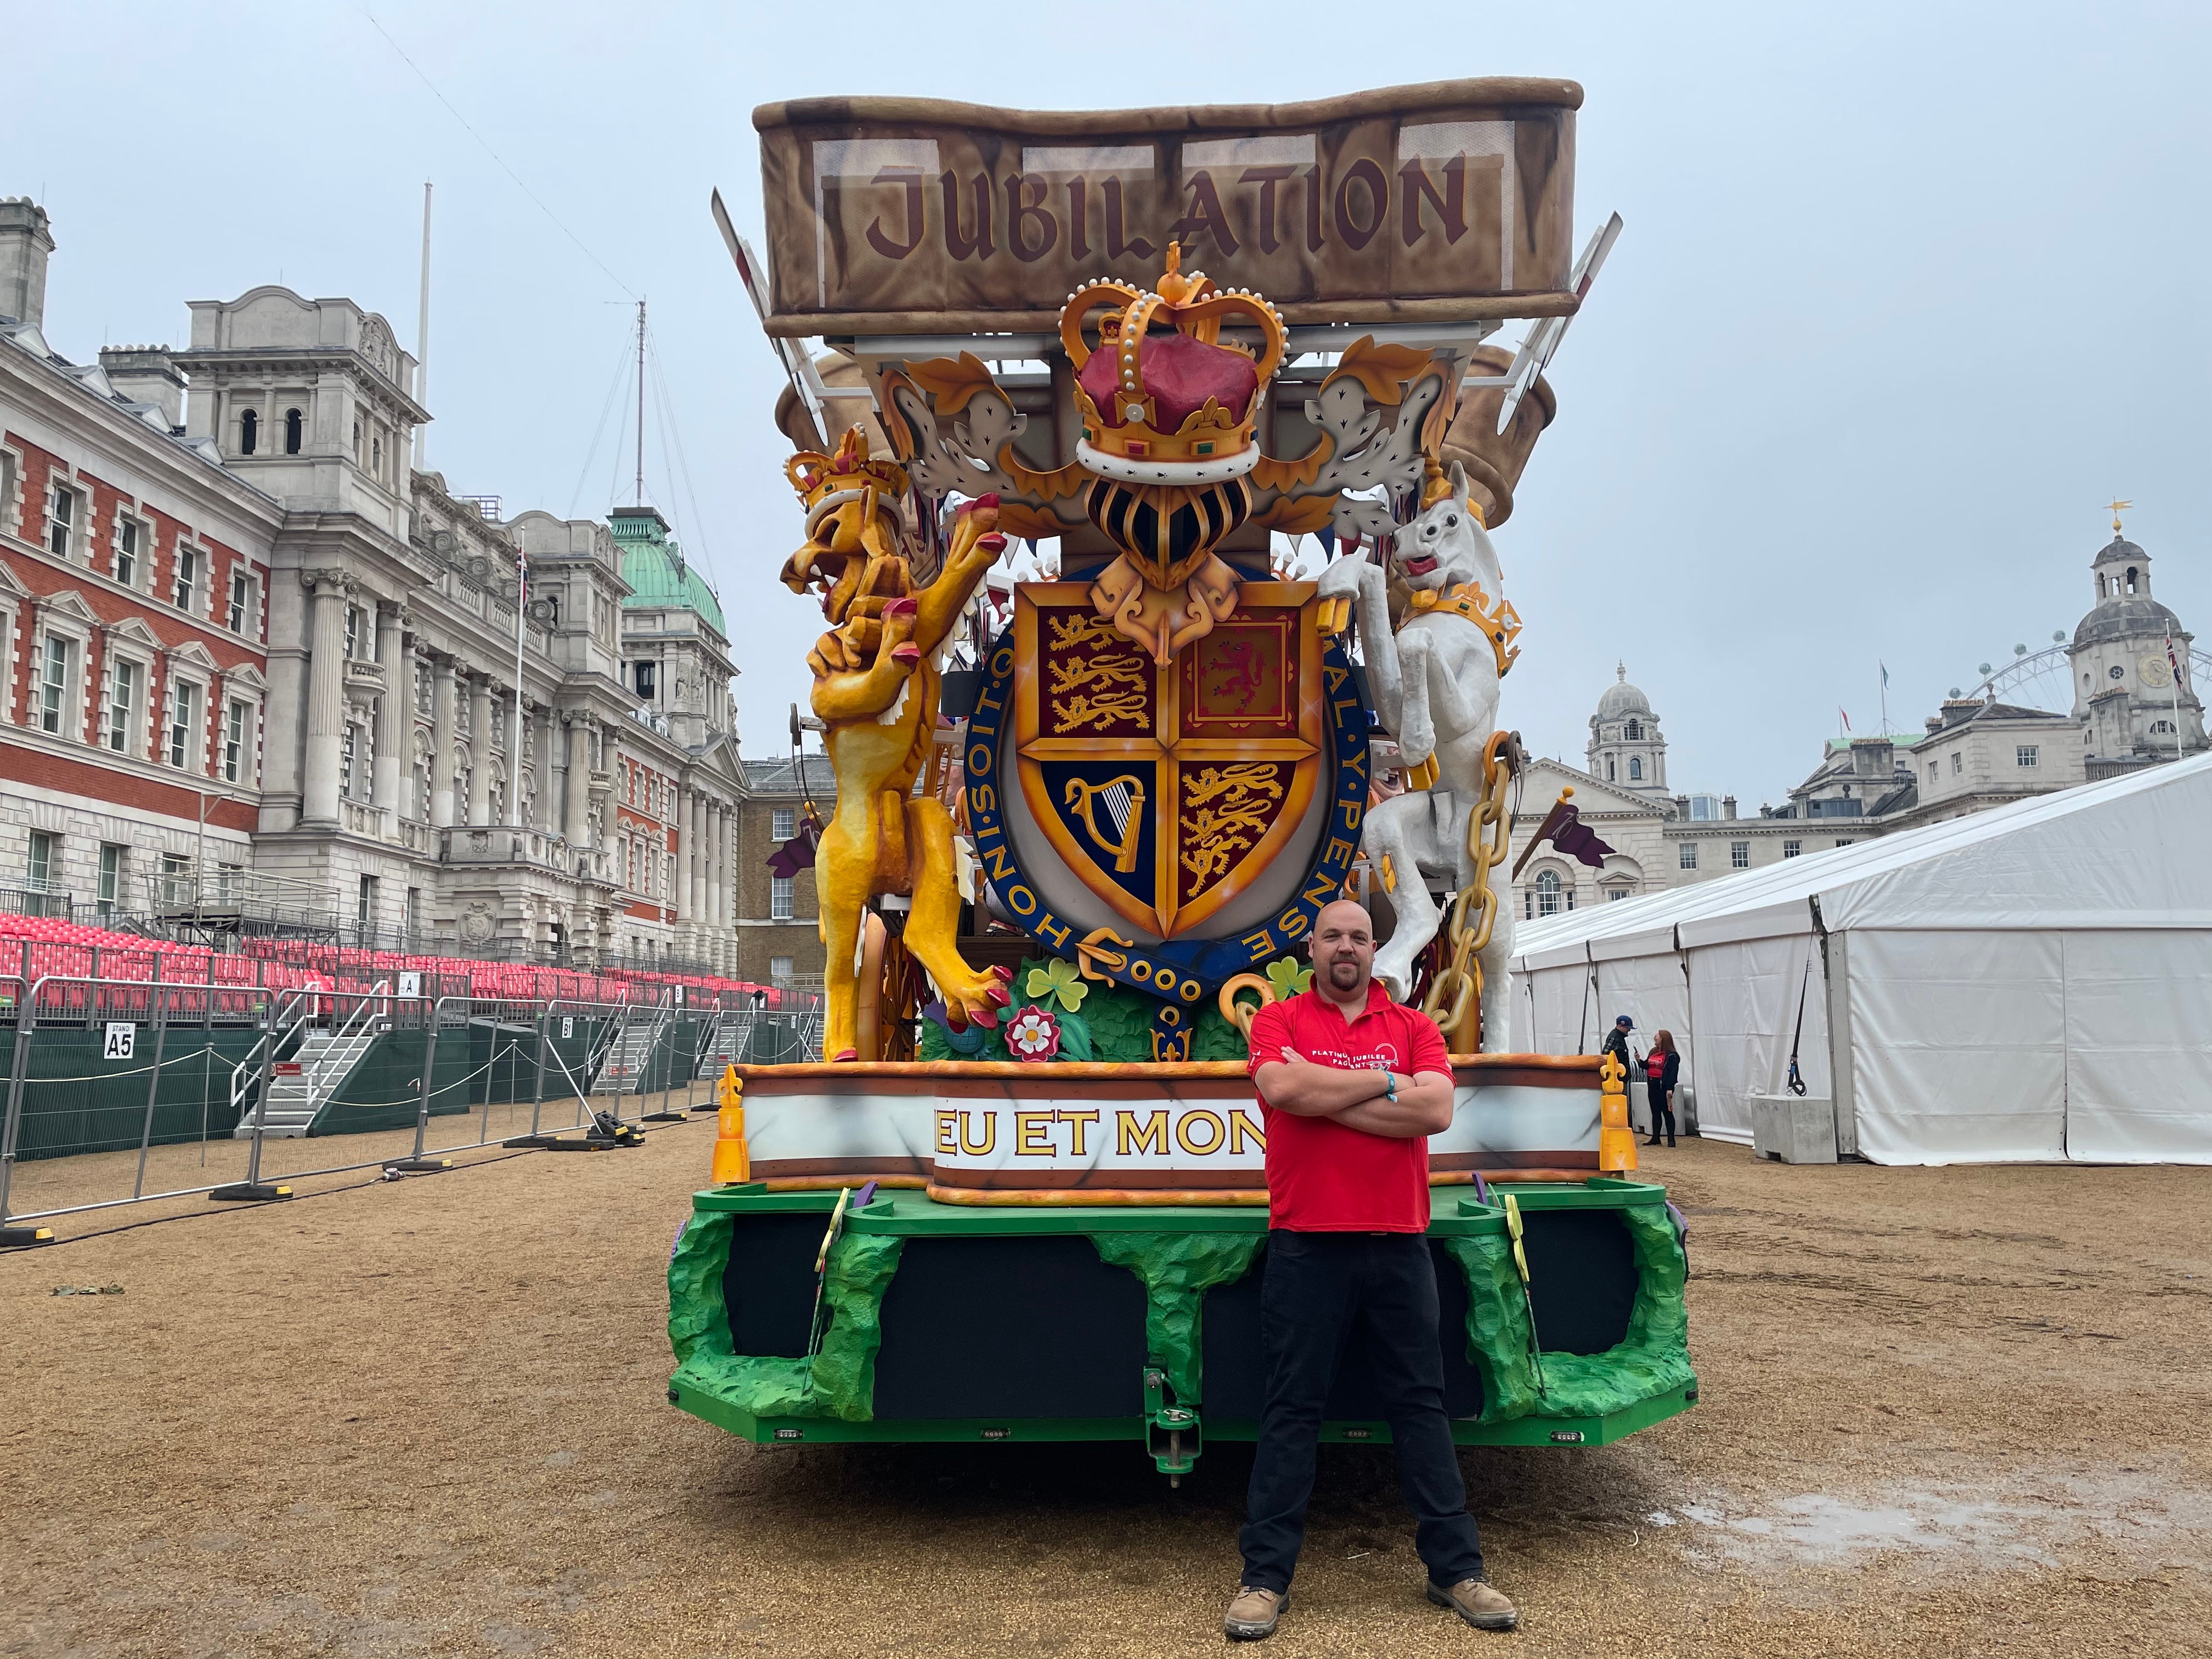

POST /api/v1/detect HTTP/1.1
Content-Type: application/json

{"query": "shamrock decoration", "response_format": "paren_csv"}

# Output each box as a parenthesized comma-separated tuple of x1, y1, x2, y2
(1264, 956, 1313, 1000)
(1005, 1005, 1063, 1063)
(1024, 956, 1089, 1013)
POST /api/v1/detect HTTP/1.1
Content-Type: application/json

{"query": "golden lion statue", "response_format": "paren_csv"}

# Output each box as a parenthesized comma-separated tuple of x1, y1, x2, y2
(782, 428, 1010, 1062)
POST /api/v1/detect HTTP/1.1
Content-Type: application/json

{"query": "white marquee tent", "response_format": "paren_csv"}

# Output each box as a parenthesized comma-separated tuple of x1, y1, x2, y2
(1506, 753, 2212, 1165)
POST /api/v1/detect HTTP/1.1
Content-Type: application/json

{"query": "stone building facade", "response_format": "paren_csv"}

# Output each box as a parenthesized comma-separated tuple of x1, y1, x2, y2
(0, 194, 751, 971)
(733, 755, 831, 987)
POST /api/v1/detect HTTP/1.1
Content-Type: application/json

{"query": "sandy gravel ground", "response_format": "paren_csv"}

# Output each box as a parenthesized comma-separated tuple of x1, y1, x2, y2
(4, 1127, 2209, 1658)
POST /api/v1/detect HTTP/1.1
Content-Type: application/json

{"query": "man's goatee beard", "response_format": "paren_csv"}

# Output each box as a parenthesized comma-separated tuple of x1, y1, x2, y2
(1328, 961, 1361, 987)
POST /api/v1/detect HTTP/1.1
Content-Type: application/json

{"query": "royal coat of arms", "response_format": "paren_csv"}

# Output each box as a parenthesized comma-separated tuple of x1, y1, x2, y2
(1013, 581, 1326, 943)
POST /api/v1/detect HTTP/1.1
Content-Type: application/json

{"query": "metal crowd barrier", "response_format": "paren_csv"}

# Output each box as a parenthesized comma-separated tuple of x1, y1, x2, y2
(0, 980, 717, 1242)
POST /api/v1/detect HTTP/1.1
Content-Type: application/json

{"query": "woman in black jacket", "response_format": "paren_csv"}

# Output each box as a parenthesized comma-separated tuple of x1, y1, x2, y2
(1643, 1030, 1680, 1147)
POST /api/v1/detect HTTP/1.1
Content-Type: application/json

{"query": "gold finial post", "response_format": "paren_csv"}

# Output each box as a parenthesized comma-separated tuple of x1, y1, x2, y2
(2108, 497, 2132, 534)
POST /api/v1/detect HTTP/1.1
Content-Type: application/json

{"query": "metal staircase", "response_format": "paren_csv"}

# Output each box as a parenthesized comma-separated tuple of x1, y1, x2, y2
(232, 984, 388, 1138)
(693, 1011, 746, 1079)
(590, 998, 674, 1096)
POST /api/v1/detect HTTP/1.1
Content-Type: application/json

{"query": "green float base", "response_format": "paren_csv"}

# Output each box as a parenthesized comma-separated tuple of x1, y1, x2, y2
(668, 1181, 1696, 1479)
(670, 1381, 1698, 1449)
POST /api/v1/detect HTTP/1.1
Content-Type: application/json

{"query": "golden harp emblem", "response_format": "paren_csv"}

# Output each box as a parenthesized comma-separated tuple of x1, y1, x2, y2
(1063, 774, 1148, 874)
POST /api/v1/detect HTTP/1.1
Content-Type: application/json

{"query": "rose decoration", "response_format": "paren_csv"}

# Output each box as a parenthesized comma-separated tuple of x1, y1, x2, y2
(1264, 956, 1313, 999)
(1005, 1005, 1062, 1062)
(1025, 957, 1089, 1013)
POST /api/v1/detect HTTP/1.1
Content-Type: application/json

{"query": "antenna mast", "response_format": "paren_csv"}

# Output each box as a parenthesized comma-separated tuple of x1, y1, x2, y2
(634, 298, 647, 506)
(413, 182, 432, 471)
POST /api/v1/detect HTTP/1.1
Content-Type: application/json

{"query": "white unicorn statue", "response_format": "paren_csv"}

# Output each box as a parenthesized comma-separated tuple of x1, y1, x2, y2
(1317, 462, 1519, 1048)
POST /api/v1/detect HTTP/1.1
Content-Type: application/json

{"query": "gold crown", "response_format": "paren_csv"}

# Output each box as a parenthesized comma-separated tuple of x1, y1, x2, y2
(786, 425, 909, 510)
(1060, 243, 1286, 482)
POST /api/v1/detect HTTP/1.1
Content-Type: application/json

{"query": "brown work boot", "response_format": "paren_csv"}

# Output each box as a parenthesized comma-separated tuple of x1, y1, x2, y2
(1427, 1577, 1518, 1631)
(1223, 1585, 1288, 1641)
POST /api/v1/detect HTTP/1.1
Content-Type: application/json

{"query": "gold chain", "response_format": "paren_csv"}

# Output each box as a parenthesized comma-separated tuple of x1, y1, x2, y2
(1420, 732, 1520, 1050)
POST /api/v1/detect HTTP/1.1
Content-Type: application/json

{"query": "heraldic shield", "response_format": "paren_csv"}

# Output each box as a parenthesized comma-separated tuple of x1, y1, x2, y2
(1013, 582, 1326, 941)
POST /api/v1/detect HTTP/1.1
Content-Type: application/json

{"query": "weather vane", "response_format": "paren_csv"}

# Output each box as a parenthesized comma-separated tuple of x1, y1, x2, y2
(2108, 497, 2132, 534)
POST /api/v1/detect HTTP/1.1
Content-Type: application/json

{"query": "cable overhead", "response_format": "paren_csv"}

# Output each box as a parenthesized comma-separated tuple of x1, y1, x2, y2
(358, 8, 636, 302)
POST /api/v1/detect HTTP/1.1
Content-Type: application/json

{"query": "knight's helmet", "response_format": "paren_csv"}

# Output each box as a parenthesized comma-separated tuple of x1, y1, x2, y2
(1061, 244, 1286, 592)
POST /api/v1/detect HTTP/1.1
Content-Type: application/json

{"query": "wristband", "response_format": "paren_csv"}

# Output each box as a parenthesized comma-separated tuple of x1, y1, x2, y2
(1375, 1066, 1397, 1103)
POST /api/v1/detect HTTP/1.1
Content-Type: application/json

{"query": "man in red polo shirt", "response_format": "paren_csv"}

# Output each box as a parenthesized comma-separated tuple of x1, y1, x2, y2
(1222, 899, 1516, 1640)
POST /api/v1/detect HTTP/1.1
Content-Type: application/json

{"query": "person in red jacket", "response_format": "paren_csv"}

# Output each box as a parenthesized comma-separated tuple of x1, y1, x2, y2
(1222, 899, 1517, 1641)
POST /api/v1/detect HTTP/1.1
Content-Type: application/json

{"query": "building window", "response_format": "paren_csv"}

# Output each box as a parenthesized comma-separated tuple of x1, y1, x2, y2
(228, 571, 253, 634)
(173, 544, 201, 613)
(1628, 757, 1643, 781)
(1951, 752, 1963, 775)
(47, 481, 79, 558)
(38, 635, 71, 734)
(1624, 719, 1641, 740)
(284, 408, 303, 455)
(2016, 745, 2039, 768)
(1928, 762, 1939, 787)
(1679, 842, 1697, 870)
(345, 604, 362, 659)
(340, 727, 358, 797)
(157, 851, 189, 907)
(166, 679, 201, 769)
(1606, 758, 1616, 781)
(415, 661, 433, 716)
(357, 874, 377, 929)
(116, 517, 142, 587)
(106, 658, 139, 753)
(772, 807, 795, 842)
(1782, 839, 1802, 859)
(770, 955, 794, 983)
(223, 699, 249, 783)
(27, 830, 54, 893)
(1731, 840, 1750, 869)
(1836, 838, 1854, 848)
(98, 843, 122, 913)
(240, 409, 258, 455)
(1606, 885, 1630, 902)
(635, 661, 656, 699)
(1535, 868, 1562, 917)
(405, 887, 423, 936)
(771, 874, 795, 920)
(2152, 720, 2175, 735)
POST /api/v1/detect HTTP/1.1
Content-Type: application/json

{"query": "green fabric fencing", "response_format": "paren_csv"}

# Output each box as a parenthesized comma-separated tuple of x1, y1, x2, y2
(0, 1024, 267, 1162)
(669, 1210, 904, 1422)
(306, 1027, 473, 1137)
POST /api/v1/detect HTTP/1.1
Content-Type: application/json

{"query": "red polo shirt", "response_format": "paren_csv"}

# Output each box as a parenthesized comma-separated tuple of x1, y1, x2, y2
(1245, 981, 1454, 1233)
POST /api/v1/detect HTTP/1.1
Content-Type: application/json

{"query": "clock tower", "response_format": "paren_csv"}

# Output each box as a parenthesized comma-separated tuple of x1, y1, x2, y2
(2067, 520, 2207, 778)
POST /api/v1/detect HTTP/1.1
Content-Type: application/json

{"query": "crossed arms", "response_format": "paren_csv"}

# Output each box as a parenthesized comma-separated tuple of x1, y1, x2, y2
(1253, 1047, 1457, 1138)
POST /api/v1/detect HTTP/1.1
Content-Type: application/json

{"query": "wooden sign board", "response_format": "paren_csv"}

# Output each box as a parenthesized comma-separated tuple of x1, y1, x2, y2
(753, 78, 1581, 337)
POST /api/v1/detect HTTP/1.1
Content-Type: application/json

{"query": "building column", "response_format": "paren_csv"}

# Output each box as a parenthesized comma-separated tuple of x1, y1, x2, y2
(301, 570, 348, 826)
(532, 702, 555, 832)
(689, 792, 707, 926)
(430, 656, 458, 827)
(467, 674, 493, 825)
(562, 712, 592, 849)
(672, 784, 692, 925)
(714, 802, 732, 965)
(371, 602, 404, 821)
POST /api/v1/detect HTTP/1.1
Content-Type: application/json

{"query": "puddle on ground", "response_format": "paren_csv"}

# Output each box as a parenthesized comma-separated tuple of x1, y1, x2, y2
(1654, 1468, 2212, 1577)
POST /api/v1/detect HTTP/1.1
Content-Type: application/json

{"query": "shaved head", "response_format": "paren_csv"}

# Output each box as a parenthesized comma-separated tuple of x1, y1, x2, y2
(1308, 898, 1378, 1008)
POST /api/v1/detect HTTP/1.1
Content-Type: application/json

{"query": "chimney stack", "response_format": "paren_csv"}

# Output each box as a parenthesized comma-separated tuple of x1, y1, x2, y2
(99, 346, 186, 430)
(1722, 794, 1737, 820)
(0, 198, 55, 329)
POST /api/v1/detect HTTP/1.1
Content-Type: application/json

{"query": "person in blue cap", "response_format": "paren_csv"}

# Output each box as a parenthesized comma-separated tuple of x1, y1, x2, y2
(1601, 1015, 1635, 1088)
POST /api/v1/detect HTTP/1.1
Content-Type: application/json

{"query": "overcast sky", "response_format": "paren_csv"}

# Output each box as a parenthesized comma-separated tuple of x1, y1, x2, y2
(8, 1, 2206, 806)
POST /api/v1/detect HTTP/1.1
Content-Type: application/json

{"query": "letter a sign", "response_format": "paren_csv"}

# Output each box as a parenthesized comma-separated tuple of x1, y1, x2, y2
(103, 1022, 136, 1060)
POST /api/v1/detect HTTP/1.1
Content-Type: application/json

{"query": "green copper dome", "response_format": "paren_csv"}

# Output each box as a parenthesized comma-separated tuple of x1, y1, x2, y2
(610, 504, 725, 636)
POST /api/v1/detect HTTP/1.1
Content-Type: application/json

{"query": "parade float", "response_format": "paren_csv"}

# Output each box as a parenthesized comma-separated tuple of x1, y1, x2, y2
(668, 79, 1693, 1477)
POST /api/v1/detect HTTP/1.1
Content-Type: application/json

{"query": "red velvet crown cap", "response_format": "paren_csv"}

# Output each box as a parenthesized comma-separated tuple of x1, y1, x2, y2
(1077, 332, 1261, 432)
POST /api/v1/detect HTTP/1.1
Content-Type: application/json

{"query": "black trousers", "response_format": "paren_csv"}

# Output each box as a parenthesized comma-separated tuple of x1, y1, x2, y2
(1649, 1085, 1676, 1141)
(1238, 1230, 1485, 1593)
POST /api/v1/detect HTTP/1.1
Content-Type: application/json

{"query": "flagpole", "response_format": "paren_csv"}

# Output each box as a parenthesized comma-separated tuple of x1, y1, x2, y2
(2171, 629, 2185, 764)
